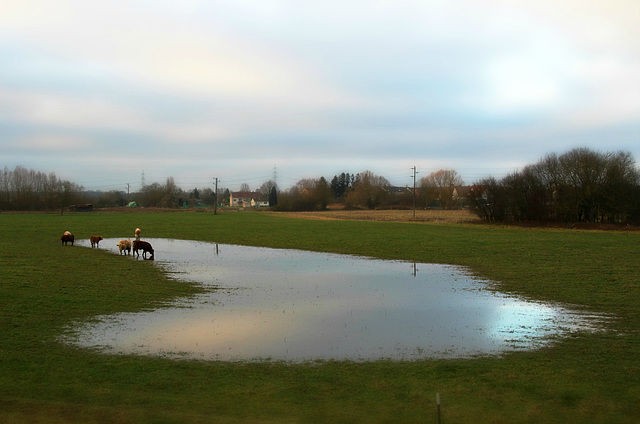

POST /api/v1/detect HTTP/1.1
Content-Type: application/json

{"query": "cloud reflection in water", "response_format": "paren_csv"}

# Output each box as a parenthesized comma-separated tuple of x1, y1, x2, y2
(65, 239, 607, 362)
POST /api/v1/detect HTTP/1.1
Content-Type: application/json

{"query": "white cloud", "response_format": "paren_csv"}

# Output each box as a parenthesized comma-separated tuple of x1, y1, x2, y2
(0, 87, 235, 144)
(1, 88, 141, 129)
(0, 0, 366, 111)
(0, 0, 638, 191)
(481, 50, 566, 114)
(16, 134, 90, 151)
(563, 55, 640, 128)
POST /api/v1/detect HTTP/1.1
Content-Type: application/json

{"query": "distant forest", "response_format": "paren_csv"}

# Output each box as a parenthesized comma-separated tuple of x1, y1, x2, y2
(2, 147, 639, 224)
(468, 148, 639, 224)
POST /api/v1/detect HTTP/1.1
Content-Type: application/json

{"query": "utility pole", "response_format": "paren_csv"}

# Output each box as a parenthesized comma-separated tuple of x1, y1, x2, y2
(213, 177, 218, 215)
(411, 166, 418, 220)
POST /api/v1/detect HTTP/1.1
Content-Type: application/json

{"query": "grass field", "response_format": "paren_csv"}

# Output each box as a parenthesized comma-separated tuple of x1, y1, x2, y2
(0, 210, 638, 423)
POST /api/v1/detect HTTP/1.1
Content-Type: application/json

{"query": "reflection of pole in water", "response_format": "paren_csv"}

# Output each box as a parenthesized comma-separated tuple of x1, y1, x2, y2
(412, 262, 418, 277)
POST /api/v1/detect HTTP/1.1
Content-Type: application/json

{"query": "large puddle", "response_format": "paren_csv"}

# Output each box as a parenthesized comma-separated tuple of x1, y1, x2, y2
(65, 238, 607, 362)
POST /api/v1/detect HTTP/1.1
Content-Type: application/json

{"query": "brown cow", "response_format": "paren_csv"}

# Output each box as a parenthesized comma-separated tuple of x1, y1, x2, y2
(90, 235, 103, 248)
(132, 240, 154, 260)
(61, 232, 75, 246)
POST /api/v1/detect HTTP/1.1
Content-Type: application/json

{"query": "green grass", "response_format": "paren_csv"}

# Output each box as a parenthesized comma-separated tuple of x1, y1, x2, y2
(0, 210, 638, 423)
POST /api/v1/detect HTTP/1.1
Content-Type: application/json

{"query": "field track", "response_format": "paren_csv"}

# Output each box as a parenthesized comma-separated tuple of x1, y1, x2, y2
(275, 208, 479, 223)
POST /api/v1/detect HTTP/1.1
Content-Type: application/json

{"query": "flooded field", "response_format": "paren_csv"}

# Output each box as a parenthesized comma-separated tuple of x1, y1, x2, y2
(66, 238, 607, 362)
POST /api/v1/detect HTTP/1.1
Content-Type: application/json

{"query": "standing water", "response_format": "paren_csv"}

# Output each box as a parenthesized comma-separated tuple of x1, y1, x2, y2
(65, 238, 608, 362)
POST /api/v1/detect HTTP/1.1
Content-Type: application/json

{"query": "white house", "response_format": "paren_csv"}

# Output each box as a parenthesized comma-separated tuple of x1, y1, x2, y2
(230, 191, 269, 208)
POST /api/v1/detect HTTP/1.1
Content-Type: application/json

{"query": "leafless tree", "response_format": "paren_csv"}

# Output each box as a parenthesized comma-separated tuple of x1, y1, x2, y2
(275, 177, 333, 211)
(259, 180, 277, 197)
(420, 169, 464, 210)
(0, 166, 84, 211)
(345, 170, 390, 209)
(469, 148, 639, 224)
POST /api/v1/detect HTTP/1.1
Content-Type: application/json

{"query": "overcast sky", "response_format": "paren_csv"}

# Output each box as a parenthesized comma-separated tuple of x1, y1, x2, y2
(1, 0, 638, 192)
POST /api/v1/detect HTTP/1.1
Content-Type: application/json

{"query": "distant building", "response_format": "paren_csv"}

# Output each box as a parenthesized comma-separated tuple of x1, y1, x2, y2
(452, 186, 472, 208)
(387, 186, 414, 196)
(230, 191, 269, 208)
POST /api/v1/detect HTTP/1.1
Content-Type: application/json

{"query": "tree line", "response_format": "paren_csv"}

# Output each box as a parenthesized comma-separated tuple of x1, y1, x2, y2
(267, 148, 640, 225)
(276, 169, 468, 212)
(0, 166, 85, 212)
(2, 147, 638, 224)
(468, 148, 640, 224)
(276, 171, 405, 211)
(0, 169, 221, 211)
(92, 177, 222, 208)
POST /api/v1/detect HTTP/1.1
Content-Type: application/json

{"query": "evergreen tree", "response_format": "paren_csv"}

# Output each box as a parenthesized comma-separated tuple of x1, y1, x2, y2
(331, 172, 353, 199)
(331, 175, 340, 199)
(269, 186, 278, 206)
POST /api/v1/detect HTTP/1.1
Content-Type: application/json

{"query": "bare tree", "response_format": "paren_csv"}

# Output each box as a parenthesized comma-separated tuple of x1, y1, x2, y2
(420, 169, 464, 210)
(161, 177, 180, 208)
(96, 190, 127, 207)
(345, 170, 390, 209)
(259, 180, 277, 198)
(200, 188, 216, 206)
(470, 148, 639, 224)
(0, 166, 83, 211)
(275, 177, 332, 211)
(294, 177, 332, 209)
(139, 177, 181, 208)
(313, 177, 332, 210)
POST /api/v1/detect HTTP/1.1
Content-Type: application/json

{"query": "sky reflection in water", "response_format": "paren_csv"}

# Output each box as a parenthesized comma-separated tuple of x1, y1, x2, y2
(66, 238, 605, 362)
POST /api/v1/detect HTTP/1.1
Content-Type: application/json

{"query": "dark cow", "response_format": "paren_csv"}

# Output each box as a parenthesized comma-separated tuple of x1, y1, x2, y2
(133, 240, 154, 260)
(61, 231, 74, 246)
(90, 235, 103, 248)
